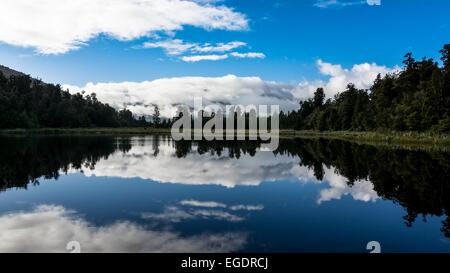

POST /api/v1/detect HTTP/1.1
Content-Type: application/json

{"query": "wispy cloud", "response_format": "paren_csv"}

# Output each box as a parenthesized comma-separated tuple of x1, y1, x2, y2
(180, 52, 266, 62)
(143, 39, 264, 62)
(195, 41, 247, 53)
(143, 39, 247, 56)
(230, 52, 266, 59)
(314, 0, 381, 8)
(181, 54, 229, 62)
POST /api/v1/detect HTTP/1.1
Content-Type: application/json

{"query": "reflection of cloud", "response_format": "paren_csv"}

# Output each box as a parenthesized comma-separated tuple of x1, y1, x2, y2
(180, 200, 264, 211)
(0, 205, 246, 253)
(142, 199, 265, 223)
(141, 206, 194, 223)
(317, 168, 379, 204)
(77, 137, 379, 204)
(180, 200, 227, 208)
(141, 206, 244, 222)
(230, 205, 264, 211)
(80, 138, 299, 187)
(139, 200, 264, 222)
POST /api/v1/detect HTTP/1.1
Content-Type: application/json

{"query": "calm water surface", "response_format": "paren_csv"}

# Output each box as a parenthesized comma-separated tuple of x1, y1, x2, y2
(0, 135, 449, 252)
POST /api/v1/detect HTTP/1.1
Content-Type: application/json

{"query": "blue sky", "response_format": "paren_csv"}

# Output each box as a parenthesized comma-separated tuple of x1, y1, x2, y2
(0, 0, 449, 116)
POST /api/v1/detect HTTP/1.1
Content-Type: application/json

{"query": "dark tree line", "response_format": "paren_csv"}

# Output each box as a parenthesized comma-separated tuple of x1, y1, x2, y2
(280, 45, 450, 132)
(0, 72, 156, 128)
(0, 136, 121, 190)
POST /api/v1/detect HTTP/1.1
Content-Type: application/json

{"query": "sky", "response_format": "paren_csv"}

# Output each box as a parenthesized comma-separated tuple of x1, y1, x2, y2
(0, 0, 449, 116)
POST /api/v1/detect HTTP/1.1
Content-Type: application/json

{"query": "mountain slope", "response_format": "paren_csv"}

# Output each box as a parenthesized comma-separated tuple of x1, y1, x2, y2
(0, 65, 151, 129)
(0, 65, 25, 78)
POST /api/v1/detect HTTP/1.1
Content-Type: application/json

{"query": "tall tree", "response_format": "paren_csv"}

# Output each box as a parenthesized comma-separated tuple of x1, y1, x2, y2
(313, 88, 325, 108)
(152, 105, 161, 127)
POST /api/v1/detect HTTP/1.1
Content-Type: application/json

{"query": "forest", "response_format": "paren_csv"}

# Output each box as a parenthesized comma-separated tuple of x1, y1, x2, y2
(280, 44, 450, 133)
(0, 71, 167, 129)
(1, 44, 449, 132)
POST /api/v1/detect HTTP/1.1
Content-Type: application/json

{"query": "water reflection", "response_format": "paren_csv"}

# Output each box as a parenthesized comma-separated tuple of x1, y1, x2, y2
(0, 135, 449, 250)
(0, 205, 247, 253)
(141, 199, 264, 223)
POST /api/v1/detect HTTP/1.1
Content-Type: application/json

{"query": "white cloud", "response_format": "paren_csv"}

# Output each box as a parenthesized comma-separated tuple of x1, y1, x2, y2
(143, 39, 247, 56)
(0, 0, 248, 54)
(142, 39, 264, 62)
(181, 54, 229, 62)
(230, 52, 266, 59)
(292, 60, 399, 98)
(143, 39, 195, 56)
(180, 52, 266, 62)
(195, 41, 247, 53)
(63, 75, 297, 118)
(63, 60, 397, 116)
(0, 205, 247, 253)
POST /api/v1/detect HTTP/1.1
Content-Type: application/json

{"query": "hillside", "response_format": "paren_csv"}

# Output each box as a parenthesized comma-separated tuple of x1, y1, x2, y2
(0, 65, 25, 78)
(0, 67, 152, 129)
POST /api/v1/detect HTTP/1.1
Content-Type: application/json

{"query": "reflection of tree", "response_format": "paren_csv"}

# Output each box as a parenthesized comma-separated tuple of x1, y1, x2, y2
(0, 136, 120, 191)
(116, 137, 132, 153)
(275, 138, 450, 237)
(122, 137, 450, 237)
(174, 140, 192, 158)
(178, 140, 260, 159)
(151, 136, 160, 157)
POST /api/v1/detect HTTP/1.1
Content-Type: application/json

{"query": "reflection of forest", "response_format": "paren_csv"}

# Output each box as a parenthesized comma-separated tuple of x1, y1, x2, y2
(0, 136, 129, 190)
(276, 139, 450, 237)
(1, 136, 449, 237)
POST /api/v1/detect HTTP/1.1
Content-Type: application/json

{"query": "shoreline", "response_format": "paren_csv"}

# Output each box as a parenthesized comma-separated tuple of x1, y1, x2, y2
(1, 128, 449, 150)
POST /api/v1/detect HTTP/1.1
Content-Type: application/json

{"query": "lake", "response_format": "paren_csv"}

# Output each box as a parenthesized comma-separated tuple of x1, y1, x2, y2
(0, 135, 449, 253)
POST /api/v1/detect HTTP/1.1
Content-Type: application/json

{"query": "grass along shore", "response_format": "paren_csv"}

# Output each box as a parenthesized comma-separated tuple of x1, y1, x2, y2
(280, 130, 450, 151)
(1, 128, 449, 149)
